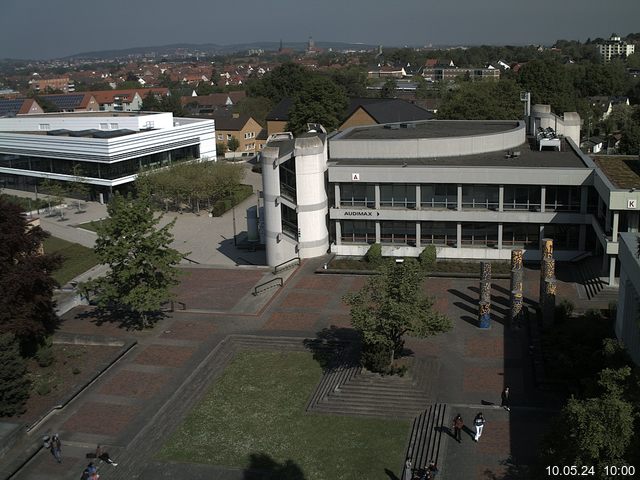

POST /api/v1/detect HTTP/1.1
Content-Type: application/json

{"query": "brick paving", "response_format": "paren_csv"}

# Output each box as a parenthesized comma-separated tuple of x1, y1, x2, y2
(4, 260, 588, 480)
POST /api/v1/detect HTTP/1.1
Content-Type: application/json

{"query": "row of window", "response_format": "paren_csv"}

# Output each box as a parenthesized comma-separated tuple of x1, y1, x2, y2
(338, 183, 590, 212)
(216, 131, 257, 141)
(0, 145, 199, 180)
(339, 221, 581, 250)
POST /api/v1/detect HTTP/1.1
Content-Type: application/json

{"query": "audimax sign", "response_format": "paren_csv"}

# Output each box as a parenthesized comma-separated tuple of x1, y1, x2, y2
(342, 211, 380, 217)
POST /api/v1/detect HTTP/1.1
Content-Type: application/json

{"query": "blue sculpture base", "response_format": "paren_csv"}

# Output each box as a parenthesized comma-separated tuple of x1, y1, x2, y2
(479, 313, 491, 329)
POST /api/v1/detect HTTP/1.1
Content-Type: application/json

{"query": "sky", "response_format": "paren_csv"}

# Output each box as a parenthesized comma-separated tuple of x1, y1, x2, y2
(1, 0, 639, 59)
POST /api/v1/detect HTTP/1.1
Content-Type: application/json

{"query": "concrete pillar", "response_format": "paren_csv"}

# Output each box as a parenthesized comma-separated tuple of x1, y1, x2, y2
(612, 211, 619, 240)
(540, 186, 546, 213)
(375, 184, 380, 210)
(415, 222, 421, 248)
(579, 224, 587, 251)
(416, 185, 421, 210)
(335, 221, 342, 245)
(497, 223, 503, 250)
(580, 185, 588, 214)
(375, 221, 381, 243)
(609, 256, 617, 287)
(457, 222, 462, 249)
(334, 184, 341, 208)
(457, 184, 463, 211)
(498, 185, 504, 212)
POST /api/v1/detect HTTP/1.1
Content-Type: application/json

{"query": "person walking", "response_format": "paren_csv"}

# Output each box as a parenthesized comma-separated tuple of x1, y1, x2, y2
(50, 433, 62, 463)
(501, 386, 511, 411)
(404, 458, 413, 480)
(473, 412, 486, 442)
(452, 414, 464, 443)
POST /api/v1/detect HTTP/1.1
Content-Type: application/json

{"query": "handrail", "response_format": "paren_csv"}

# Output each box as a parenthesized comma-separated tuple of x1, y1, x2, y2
(182, 255, 200, 264)
(273, 257, 300, 274)
(253, 277, 283, 296)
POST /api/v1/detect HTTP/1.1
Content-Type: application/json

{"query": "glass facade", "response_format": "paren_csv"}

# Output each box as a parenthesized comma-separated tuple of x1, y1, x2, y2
(421, 184, 457, 209)
(340, 183, 375, 208)
(503, 186, 541, 211)
(279, 158, 297, 202)
(420, 221, 457, 246)
(462, 223, 498, 247)
(502, 223, 540, 247)
(0, 145, 199, 181)
(281, 204, 298, 239)
(341, 220, 376, 244)
(545, 224, 580, 250)
(380, 221, 416, 245)
(380, 184, 416, 208)
(462, 185, 499, 210)
(545, 186, 580, 212)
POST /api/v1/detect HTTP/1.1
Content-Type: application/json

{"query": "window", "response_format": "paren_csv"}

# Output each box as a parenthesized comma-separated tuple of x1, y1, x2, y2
(461, 223, 498, 247)
(544, 224, 579, 250)
(421, 184, 457, 209)
(110, 123, 119, 130)
(217, 134, 223, 140)
(227, 134, 232, 141)
(281, 204, 298, 239)
(503, 186, 541, 211)
(99, 123, 108, 130)
(244, 131, 255, 139)
(545, 186, 580, 212)
(462, 185, 499, 210)
(340, 183, 375, 208)
(380, 221, 416, 245)
(380, 184, 416, 209)
(38, 124, 50, 131)
(421, 221, 457, 246)
(502, 223, 539, 248)
(341, 220, 376, 244)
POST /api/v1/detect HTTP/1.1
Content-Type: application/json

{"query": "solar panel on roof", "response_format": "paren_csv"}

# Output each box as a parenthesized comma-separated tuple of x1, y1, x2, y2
(0, 99, 24, 116)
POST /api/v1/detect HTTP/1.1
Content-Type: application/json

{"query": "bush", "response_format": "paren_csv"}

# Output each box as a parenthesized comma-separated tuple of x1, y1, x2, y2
(72, 367, 81, 375)
(419, 245, 437, 271)
(210, 185, 254, 217)
(35, 379, 51, 396)
(365, 243, 383, 268)
(555, 299, 575, 323)
(361, 339, 392, 373)
(35, 347, 55, 368)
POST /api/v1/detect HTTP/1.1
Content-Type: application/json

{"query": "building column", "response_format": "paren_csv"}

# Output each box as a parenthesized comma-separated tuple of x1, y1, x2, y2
(539, 225, 545, 251)
(457, 222, 462, 249)
(457, 184, 463, 211)
(497, 223, 503, 250)
(540, 186, 546, 213)
(579, 224, 587, 251)
(335, 221, 341, 245)
(415, 185, 421, 210)
(580, 185, 588, 214)
(612, 211, 619, 240)
(375, 221, 381, 243)
(498, 185, 504, 212)
(375, 184, 380, 209)
(415, 222, 421, 248)
(609, 256, 617, 287)
(334, 184, 340, 208)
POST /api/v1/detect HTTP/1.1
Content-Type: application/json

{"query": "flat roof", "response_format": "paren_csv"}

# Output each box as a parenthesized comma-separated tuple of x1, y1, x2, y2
(14, 111, 162, 118)
(330, 138, 588, 169)
(339, 120, 520, 140)
(593, 156, 640, 189)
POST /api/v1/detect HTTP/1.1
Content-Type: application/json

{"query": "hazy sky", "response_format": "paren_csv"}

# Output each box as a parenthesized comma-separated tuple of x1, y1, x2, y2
(1, 0, 639, 59)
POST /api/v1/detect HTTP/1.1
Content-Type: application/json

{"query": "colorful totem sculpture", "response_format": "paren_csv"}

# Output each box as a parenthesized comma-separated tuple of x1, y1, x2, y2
(539, 238, 557, 327)
(478, 261, 492, 328)
(510, 249, 524, 328)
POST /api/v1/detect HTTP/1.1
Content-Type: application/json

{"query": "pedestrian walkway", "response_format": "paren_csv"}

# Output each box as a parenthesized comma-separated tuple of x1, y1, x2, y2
(2, 255, 582, 480)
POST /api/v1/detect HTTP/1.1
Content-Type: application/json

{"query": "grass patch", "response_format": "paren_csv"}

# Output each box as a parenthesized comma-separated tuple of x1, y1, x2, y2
(43, 236, 99, 285)
(159, 351, 409, 480)
(76, 220, 102, 233)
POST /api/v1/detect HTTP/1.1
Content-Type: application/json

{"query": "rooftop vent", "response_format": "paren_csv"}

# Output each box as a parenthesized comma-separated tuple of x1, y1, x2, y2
(400, 123, 416, 129)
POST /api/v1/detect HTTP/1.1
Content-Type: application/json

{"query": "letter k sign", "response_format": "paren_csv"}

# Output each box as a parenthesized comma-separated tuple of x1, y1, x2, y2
(629, 199, 637, 209)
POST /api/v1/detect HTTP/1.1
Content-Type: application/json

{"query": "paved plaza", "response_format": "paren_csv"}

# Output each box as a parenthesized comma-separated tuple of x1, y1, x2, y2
(1, 182, 613, 479)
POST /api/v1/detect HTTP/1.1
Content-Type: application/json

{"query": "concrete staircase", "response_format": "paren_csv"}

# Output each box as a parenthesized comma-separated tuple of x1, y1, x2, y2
(401, 404, 448, 479)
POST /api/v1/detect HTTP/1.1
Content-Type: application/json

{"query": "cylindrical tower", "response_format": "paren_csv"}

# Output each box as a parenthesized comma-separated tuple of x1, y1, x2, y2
(261, 143, 285, 267)
(294, 135, 329, 259)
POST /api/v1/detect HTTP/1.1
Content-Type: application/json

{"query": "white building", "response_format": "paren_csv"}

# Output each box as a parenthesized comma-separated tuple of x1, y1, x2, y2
(616, 233, 640, 365)
(598, 34, 635, 63)
(0, 111, 216, 200)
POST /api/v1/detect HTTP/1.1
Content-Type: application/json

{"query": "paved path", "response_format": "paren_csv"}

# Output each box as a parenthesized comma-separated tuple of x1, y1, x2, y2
(1, 256, 576, 480)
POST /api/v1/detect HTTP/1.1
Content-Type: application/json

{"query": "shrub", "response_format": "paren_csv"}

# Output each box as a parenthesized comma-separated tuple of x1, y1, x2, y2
(365, 243, 383, 268)
(72, 367, 81, 375)
(555, 299, 575, 323)
(360, 339, 392, 373)
(35, 347, 55, 368)
(35, 379, 51, 396)
(419, 245, 437, 271)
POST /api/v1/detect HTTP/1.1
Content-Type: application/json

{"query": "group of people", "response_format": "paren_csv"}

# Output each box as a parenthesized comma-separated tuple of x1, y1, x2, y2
(404, 459, 439, 480)
(452, 386, 511, 444)
(43, 435, 117, 479)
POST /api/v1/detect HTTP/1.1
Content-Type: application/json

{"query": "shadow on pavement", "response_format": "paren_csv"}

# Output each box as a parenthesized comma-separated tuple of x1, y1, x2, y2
(243, 453, 305, 480)
(303, 326, 361, 371)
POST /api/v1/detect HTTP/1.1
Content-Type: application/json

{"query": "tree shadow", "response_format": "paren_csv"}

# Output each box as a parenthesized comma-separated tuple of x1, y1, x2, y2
(480, 455, 531, 480)
(384, 468, 400, 479)
(492, 284, 538, 308)
(243, 453, 306, 480)
(75, 305, 166, 331)
(303, 326, 361, 371)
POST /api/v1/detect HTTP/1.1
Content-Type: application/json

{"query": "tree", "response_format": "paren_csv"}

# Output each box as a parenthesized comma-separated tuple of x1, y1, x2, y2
(141, 91, 161, 111)
(517, 59, 577, 113)
(216, 141, 228, 156)
(287, 76, 348, 134)
(379, 77, 397, 98)
(0, 333, 31, 417)
(0, 196, 61, 352)
(227, 136, 240, 153)
(619, 124, 640, 155)
(69, 164, 90, 211)
(81, 193, 182, 327)
(246, 63, 309, 103)
(437, 79, 522, 120)
(233, 96, 273, 127)
(343, 259, 452, 370)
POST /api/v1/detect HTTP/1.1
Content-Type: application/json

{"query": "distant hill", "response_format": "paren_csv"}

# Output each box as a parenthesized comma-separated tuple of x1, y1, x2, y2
(65, 41, 379, 60)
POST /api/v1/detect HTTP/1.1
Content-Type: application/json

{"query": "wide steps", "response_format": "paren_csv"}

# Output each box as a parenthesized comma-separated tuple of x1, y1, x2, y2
(310, 404, 420, 419)
(402, 404, 448, 479)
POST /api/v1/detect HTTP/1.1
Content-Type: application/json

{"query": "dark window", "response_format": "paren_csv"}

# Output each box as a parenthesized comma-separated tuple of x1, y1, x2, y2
(341, 220, 376, 244)
(420, 221, 457, 246)
(421, 184, 457, 209)
(462, 185, 499, 210)
(380, 184, 416, 209)
(503, 186, 541, 211)
(462, 223, 498, 247)
(340, 183, 375, 208)
(502, 223, 540, 248)
(380, 221, 416, 245)
(281, 204, 298, 239)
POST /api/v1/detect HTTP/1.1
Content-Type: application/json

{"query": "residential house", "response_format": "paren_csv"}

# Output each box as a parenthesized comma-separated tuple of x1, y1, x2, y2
(598, 34, 635, 63)
(89, 88, 170, 111)
(181, 92, 246, 115)
(0, 98, 44, 117)
(210, 113, 262, 156)
(39, 93, 100, 112)
(588, 96, 631, 121)
(28, 76, 74, 93)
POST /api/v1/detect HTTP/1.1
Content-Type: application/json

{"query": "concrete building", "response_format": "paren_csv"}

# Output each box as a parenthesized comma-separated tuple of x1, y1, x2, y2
(260, 107, 640, 287)
(616, 232, 640, 365)
(0, 111, 216, 200)
(598, 34, 635, 63)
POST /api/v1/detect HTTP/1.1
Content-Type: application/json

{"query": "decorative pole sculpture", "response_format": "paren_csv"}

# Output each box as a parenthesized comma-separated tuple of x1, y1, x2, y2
(478, 261, 492, 328)
(539, 238, 556, 327)
(510, 249, 524, 328)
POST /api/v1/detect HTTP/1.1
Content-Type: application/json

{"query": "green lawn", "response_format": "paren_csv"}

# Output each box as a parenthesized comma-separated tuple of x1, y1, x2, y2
(43, 236, 99, 285)
(75, 220, 102, 232)
(159, 351, 409, 479)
